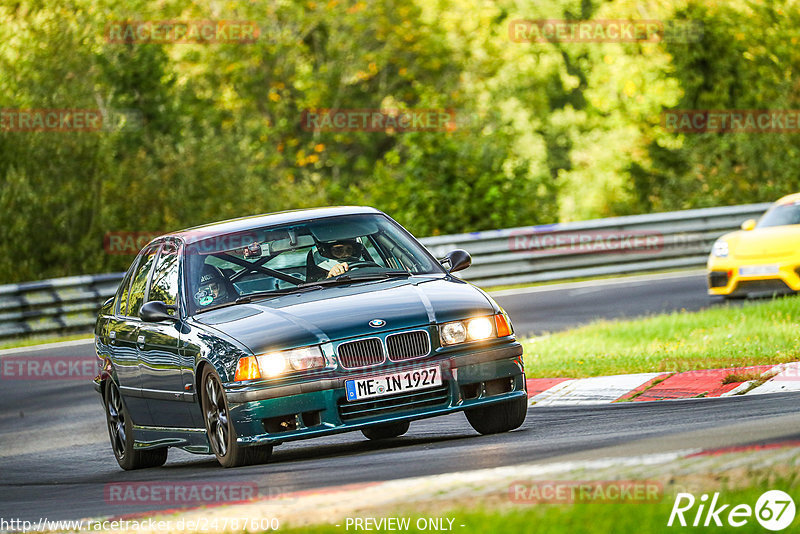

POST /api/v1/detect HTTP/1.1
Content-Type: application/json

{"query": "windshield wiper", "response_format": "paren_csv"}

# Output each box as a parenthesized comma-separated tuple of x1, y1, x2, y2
(299, 271, 412, 287)
(234, 285, 325, 303)
(194, 300, 249, 314)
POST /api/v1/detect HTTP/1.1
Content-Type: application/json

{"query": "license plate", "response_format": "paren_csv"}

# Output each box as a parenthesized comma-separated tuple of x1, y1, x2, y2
(739, 265, 779, 276)
(345, 366, 442, 401)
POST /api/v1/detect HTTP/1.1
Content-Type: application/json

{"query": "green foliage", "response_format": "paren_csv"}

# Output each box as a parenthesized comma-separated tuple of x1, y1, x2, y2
(632, 1, 800, 212)
(0, 0, 797, 282)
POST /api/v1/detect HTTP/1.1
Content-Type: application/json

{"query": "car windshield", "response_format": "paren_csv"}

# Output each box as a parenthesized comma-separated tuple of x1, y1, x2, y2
(184, 213, 443, 314)
(756, 201, 800, 228)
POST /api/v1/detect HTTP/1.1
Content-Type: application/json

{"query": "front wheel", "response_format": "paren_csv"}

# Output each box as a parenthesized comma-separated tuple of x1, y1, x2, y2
(361, 421, 410, 440)
(465, 396, 527, 435)
(201, 367, 272, 468)
(104, 381, 168, 470)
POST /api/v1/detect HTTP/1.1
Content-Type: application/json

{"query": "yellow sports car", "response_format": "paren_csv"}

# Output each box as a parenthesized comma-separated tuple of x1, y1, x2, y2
(708, 193, 800, 298)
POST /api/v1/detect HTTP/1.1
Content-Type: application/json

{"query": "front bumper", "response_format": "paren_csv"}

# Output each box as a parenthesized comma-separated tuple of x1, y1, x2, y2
(707, 258, 800, 296)
(225, 343, 525, 446)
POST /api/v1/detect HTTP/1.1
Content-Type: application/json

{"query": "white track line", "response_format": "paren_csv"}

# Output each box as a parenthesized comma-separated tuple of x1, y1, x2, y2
(0, 337, 94, 357)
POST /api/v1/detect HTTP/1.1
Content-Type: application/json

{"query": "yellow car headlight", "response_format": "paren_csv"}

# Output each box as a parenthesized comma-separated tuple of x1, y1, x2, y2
(712, 239, 729, 258)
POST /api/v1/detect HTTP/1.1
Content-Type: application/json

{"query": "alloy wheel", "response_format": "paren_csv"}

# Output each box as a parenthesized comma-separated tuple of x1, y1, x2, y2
(204, 374, 229, 457)
(106, 383, 126, 460)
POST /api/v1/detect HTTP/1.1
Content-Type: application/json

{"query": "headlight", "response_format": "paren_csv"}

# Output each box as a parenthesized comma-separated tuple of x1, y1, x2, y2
(439, 314, 513, 346)
(712, 239, 729, 258)
(257, 352, 287, 377)
(284, 346, 326, 371)
(466, 317, 493, 340)
(234, 345, 325, 381)
(440, 321, 467, 345)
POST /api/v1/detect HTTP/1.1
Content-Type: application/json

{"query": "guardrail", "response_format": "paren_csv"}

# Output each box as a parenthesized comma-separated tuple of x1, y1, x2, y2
(0, 202, 771, 340)
(0, 274, 124, 339)
(423, 202, 771, 288)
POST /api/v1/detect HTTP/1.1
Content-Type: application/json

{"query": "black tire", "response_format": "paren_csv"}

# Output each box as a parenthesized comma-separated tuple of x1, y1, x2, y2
(361, 420, 410, 440)
(201, 367, 272, 468)
(465, 396, 528, 435)
(104, 381, 168, 470)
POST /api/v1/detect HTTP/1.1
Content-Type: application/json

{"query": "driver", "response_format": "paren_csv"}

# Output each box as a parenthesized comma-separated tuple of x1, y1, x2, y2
(317, 239, 364, 278)
(194, 264, 231, 307)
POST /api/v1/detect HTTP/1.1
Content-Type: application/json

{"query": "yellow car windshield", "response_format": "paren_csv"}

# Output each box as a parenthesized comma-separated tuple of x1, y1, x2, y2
(757, 202, 800, 228)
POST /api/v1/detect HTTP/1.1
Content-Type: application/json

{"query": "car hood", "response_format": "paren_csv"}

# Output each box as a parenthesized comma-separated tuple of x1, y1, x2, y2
(192, 276, 496, 354)
(725, 226, 800, 259)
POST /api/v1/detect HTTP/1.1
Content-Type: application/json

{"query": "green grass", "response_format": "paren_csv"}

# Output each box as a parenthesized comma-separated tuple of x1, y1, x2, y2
(275, 482, 799, 534)
(0, 332, 92, 351)
(521, 296, 800, 378)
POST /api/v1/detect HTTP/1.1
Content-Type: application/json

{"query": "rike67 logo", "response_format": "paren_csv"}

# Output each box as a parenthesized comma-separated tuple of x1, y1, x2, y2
(668, 490, 796, 531)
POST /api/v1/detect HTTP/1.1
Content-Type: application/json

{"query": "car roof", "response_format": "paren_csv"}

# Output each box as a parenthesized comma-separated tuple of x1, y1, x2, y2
(776, 192, 800, 205)
(169, 206, 383, 244)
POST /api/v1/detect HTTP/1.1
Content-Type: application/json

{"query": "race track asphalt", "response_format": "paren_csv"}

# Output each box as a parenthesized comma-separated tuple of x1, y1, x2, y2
(1, 272, 795, 523)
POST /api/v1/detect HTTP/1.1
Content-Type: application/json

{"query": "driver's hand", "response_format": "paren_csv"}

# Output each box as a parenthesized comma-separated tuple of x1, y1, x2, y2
(326, 262, 349, 278)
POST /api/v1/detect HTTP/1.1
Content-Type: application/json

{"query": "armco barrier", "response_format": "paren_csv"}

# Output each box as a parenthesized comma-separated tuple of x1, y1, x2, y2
(421, 203, 771, 287)
(0, 203, 771, 339)
(0, 274, 124, 339)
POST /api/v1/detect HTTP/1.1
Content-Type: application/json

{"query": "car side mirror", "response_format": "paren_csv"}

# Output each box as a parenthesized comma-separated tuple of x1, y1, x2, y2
(441, 249, 472, 273)
(741, 219, 756, 231)
(140, 300, 178, 322)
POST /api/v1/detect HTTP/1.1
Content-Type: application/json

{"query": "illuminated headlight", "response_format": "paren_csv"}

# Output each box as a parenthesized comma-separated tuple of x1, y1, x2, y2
(256, 352, 286, 377)
(256, 346, 325, 378)
(467, 317, 493, 340)
(712, 240, 729, 258)
(439, 316, 502, 346)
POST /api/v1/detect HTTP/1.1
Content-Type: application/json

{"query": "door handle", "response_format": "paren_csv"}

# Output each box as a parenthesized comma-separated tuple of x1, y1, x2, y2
(109, 330, 117, 345)
(136, 334, 146, 349)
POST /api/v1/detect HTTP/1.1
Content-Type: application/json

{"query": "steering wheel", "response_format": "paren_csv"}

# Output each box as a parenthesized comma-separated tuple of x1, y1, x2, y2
(343, 260, 381, 270)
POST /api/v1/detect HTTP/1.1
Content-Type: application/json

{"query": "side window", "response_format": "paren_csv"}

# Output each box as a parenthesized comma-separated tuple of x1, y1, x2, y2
(126, 245, 159, 318)
(149, 243, 180, 312)
(115, 267, 135, 317)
